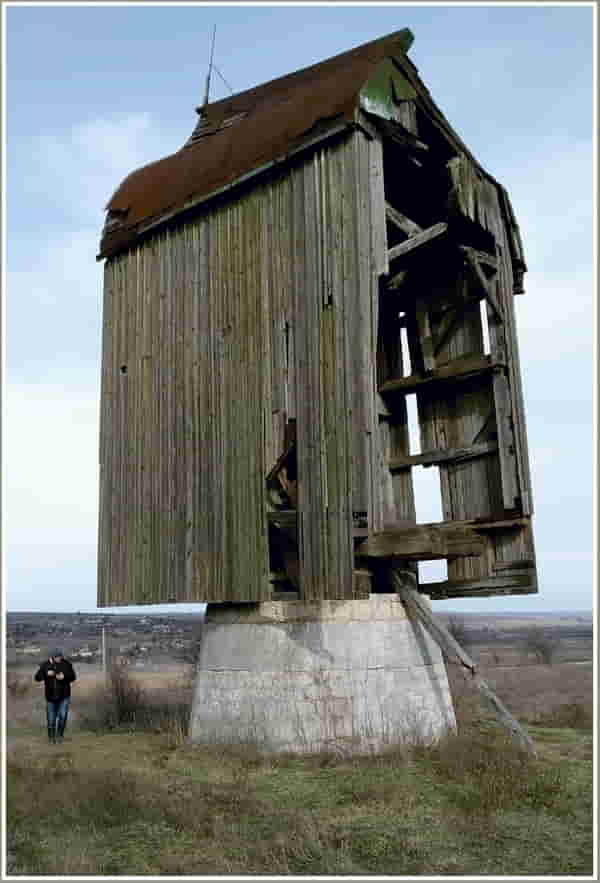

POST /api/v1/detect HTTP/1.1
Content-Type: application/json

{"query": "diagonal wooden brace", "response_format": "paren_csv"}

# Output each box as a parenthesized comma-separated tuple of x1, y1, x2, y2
(391, 568, 537, 755)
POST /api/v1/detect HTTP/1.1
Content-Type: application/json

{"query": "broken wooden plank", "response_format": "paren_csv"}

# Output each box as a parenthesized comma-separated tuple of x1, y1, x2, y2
(388, 441, 498, 471)
(385, 202, 423, 237)
(387, 222, 448, 263)
(379, 354, 499, 396)
(391, 569, 537, 755)
(357, 523, 487, 560)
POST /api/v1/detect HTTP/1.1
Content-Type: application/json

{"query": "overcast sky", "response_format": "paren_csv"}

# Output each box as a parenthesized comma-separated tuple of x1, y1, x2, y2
(5, 3, 594, 614)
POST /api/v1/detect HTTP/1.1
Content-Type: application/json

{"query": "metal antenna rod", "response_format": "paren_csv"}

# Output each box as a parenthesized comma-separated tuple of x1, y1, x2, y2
(213, 64, 234, 95)
(202, 24, 217, 109)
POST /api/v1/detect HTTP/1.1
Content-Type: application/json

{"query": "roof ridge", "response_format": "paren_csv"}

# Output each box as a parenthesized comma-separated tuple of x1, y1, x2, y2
(198, 28, 415, 118)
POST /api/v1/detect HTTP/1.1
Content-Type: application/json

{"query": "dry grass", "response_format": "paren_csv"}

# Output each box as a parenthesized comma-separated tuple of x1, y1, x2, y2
(6, 671, 33, 699)
(6, 656, 593, 876)
(447, 659, 593, 732)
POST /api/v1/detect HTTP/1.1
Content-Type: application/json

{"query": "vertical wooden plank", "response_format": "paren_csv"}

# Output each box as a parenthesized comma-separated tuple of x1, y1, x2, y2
(344, 132, 372, 531)
(327, 140, 354, 599)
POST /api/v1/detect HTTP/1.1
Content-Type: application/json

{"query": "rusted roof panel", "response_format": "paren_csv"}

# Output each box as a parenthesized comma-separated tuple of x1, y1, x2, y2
(99, 27, 522, 262)
(99, 28, 419, 257)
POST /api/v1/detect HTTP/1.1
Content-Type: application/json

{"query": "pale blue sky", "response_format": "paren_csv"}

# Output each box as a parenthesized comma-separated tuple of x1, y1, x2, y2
(6, 3, 594, 612)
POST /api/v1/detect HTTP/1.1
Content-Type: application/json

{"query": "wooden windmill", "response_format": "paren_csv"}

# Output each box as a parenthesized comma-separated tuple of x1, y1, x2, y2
(98, 29, 536, 752)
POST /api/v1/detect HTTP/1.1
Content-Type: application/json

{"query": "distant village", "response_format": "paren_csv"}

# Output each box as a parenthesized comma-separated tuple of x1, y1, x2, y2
(6, 612, 204, 667)
(6, 609, 592, 671)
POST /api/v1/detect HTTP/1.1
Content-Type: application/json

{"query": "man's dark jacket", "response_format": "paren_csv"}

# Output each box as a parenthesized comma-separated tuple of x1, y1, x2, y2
(35, 658, 77, 702)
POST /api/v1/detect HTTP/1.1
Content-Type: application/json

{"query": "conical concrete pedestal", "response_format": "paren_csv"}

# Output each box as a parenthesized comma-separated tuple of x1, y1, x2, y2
(190, 594, 456, 754)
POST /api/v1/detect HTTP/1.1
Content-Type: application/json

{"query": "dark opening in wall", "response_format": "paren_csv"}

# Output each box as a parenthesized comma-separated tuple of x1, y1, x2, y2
(383, 139, 451, 230)
(120, 365, 128, 375)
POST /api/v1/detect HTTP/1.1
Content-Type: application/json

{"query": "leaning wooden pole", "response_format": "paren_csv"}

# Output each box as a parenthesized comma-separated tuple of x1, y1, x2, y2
(390, 569, 537, 756)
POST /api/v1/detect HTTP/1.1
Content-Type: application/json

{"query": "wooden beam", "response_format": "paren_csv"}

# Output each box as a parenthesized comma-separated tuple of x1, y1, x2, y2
(464, 247, 498, 273)
(389, 441, 498, 471)
(388, 222, 448, 263)
(423, 571, 536, 598)
(433, 301, 469, 357)
(415, 298, 436, 372)
(432, 516, 528, 533)
(385, 202, 423, 237)
(460, 246, 503, 321)
(357, 523, 487, 561)
(494, 559, 536, 572)
(391, 569, 537, 755)
(379, 354, 500, 396)
(377, 118, 430, 153)
(387, 269, 408, 291)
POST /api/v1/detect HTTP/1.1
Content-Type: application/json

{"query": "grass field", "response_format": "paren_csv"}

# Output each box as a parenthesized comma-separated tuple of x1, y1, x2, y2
(6, 654, 594, 876)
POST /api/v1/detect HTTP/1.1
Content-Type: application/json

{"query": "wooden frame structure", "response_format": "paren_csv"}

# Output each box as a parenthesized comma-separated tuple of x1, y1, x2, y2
(97, 29, 536, 607)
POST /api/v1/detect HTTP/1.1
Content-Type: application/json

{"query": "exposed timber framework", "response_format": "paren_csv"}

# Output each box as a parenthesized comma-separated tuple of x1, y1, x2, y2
(97, 28, 536, 611)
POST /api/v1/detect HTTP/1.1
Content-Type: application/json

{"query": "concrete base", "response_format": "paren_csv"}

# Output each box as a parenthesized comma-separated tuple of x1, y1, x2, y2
(190, 594, 456, 754)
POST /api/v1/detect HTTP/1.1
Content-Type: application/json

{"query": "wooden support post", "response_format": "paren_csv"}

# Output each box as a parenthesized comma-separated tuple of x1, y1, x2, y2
(102, 626, 107, 678)
(390, 569, 537, 756)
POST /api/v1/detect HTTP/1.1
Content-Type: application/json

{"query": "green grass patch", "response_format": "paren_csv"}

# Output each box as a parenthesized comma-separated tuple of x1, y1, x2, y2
(7, 722, 593, 876)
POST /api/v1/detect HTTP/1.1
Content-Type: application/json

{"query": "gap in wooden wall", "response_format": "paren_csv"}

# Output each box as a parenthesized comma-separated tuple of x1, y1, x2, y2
(400, 320, 411, 376)
(406, 393, 421, 454)
(412, 464, 444, 524)
(480, 300, 491, 355)
(418, 559, 448, 585)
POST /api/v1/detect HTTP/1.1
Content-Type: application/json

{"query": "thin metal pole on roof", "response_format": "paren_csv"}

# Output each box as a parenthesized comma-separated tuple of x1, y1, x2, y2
(202, 24, 217, 109)
(213, 64, 234, 95)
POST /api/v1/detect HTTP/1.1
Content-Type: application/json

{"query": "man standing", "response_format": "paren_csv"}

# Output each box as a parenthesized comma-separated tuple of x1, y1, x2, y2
(35, 650, 76, 744)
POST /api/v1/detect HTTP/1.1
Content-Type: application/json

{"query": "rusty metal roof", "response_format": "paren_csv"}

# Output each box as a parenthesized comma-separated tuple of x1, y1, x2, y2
(98, 28, 476, 258)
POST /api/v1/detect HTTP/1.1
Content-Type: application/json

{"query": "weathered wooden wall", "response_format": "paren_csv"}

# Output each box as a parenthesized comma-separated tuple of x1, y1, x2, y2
(98, 130, 385, 606)
(98, 123, 535, 607)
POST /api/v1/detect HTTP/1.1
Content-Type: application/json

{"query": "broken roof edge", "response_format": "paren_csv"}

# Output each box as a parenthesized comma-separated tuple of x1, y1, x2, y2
(96, 117, 355, 261)
(98, 26, 527, 283)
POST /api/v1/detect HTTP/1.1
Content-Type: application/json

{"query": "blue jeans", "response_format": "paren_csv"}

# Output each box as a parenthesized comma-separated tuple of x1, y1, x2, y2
(47, 698, 70, 735)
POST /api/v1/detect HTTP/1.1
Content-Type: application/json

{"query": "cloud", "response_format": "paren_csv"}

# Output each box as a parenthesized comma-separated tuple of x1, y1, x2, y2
(6, 382, 100, 609)
(7, 111, 180, 611)
(10, 112, 179, 228)
(8, 228, 102, 388)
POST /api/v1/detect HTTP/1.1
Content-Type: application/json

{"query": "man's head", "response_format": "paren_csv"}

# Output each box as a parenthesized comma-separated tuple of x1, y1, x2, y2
(49, 649, 64, 661)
